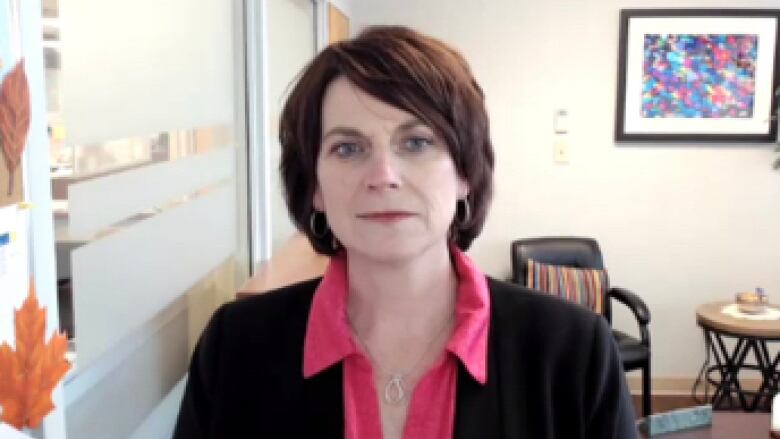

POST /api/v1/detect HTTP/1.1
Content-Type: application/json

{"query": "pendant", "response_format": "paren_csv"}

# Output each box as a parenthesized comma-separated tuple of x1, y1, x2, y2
(383, 374, 405, 405)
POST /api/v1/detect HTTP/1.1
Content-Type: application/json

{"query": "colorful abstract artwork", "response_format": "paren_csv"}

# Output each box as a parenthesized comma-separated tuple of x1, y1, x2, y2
(615, 10, 780, 142)
(642, 34, 757, 119)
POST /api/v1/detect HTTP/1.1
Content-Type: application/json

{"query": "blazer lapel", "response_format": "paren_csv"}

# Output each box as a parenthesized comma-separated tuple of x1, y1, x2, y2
(302, 362, 345, 438)
(454, 321, 502, 439)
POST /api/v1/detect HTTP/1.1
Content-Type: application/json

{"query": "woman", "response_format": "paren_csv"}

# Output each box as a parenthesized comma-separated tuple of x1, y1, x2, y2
(173, 26, 637, 439)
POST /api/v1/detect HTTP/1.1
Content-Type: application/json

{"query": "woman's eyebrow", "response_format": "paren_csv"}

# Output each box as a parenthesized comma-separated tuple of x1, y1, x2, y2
(321, 119, 428, 142)
(321, 127, 365, 142)
(396, 119, 428, 131)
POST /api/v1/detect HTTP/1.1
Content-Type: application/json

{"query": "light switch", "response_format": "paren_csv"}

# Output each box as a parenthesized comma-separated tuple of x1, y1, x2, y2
(554, 139, 569, 164)
(554, 109, 569, 134)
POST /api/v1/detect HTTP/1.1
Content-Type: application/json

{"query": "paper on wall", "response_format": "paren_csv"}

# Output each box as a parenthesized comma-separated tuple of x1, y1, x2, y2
(0, 422, 35, 438)
(0, 203, 29, 347)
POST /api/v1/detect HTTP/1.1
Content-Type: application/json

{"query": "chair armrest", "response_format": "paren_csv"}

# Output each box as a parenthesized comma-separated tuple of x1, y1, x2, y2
(607, 286, 650, 326)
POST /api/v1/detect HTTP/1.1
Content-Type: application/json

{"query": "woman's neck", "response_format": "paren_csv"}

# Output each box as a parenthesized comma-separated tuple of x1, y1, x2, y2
(345, 243, 458, 339)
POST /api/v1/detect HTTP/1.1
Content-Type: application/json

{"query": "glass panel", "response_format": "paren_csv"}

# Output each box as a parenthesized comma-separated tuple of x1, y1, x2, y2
(42, 0, 249, 436)
(267, 0, 316, 252)
(58, 0, 235, 145)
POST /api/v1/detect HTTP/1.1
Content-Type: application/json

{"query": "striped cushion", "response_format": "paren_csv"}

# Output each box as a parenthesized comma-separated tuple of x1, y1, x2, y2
(526, 259, 607, 314)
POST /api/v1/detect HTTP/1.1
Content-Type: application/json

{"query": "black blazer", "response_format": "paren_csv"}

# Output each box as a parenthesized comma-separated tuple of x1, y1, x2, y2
(173, 277, 638, 438)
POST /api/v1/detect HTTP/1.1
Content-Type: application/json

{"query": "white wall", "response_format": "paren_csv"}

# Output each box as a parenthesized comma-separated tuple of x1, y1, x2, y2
(350, 0, 780, 381)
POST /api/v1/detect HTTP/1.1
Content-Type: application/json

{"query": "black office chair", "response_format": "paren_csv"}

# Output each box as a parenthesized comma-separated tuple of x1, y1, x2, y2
(510, 237, 652, 417)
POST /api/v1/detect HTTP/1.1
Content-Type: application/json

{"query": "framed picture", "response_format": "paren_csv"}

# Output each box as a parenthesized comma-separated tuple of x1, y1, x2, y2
(615, 9, 780, 142)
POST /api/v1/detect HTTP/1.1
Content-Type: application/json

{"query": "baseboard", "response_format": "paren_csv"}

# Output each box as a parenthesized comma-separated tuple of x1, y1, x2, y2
(626, 376, 763, 397)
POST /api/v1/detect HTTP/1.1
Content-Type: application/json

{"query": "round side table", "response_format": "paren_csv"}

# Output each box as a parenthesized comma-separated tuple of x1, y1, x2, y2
(695, 301, 780, 412)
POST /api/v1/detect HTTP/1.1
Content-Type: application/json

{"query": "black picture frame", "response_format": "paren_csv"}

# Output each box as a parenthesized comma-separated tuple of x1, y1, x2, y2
(615, 9, 780, 142)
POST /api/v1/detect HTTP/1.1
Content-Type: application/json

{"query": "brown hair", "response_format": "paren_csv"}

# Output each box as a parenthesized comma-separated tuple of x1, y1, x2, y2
(279, 25, 494, 255)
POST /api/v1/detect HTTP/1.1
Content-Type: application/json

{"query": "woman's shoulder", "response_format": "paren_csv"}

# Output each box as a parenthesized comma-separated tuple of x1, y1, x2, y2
(198, 277, 322, 348)
(484, 276, 617, 381)
(486, 276, 597, 315)
(229, 277, 321, 314)
(483, 278, 636, 438)
(485, 276, 605, 338)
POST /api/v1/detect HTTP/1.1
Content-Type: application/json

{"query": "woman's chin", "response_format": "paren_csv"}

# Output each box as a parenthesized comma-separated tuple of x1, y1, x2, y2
(343, 238, 447, 264)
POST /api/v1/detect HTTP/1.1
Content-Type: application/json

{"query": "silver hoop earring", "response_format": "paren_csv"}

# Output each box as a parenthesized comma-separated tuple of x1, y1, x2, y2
(456, 198, 471, 226)
(331, 235, 341, 251)
(309, 211, 328, 239)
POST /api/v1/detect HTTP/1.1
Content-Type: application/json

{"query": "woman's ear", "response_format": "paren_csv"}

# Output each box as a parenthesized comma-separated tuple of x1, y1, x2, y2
(313, 186, 325, 211)
(457, 177, 469, 200)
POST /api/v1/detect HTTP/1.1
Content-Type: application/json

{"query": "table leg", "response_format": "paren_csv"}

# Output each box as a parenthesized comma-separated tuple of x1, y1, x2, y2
(745, 340, 771, 411)
(692, 329, 713, 404)
(706, 330, 728, 407)
(752, 342, 780, 411)
(711, 333, 750, 410)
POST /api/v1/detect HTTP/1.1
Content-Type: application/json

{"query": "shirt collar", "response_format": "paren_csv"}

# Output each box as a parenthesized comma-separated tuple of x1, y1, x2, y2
(302, 253, 356, 378)
(302, 246, 490, 385)
(446, 246, 490, 384)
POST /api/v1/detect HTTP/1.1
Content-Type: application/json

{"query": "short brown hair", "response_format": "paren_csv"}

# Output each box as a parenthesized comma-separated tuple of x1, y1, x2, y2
(279, 26, 494, 255)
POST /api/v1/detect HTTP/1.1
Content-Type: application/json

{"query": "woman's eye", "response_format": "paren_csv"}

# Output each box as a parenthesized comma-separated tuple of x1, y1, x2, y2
(331, 142, 363, 157)
(403, 136, 434, 152)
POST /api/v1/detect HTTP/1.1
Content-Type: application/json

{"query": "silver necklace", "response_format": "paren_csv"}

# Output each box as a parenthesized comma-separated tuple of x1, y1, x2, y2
(348, 315, 454, 405)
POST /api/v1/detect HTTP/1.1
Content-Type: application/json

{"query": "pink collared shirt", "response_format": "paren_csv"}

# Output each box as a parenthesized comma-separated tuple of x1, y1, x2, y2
(303, 247, 491, 438)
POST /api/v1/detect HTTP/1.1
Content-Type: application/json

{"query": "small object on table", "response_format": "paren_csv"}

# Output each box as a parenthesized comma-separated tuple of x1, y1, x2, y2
(736, 289, 768, 314)
(637, 405, 712, 437)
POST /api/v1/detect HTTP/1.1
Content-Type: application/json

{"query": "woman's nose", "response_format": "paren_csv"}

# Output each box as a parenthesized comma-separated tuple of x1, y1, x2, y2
(364, 149, 401, 190)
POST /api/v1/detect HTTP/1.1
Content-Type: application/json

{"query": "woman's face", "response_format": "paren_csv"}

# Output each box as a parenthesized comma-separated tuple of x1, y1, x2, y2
(314, 77, 468, 262)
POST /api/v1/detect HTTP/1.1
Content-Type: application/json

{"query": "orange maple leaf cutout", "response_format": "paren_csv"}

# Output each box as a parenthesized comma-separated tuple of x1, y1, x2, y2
(0, 59, 31, 196)
(0, 282, 71, 430)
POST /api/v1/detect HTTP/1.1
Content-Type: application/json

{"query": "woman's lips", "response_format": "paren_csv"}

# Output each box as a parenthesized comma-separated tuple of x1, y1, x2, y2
(356, 211, 415, 223)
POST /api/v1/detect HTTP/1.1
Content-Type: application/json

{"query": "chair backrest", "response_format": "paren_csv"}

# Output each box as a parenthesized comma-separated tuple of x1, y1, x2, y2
(510, 237, 605, 286)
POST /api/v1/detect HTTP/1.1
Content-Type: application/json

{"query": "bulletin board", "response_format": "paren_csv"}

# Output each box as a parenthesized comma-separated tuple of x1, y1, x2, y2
(0, 0, 32, 402)
(0, 0, 68, 436)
